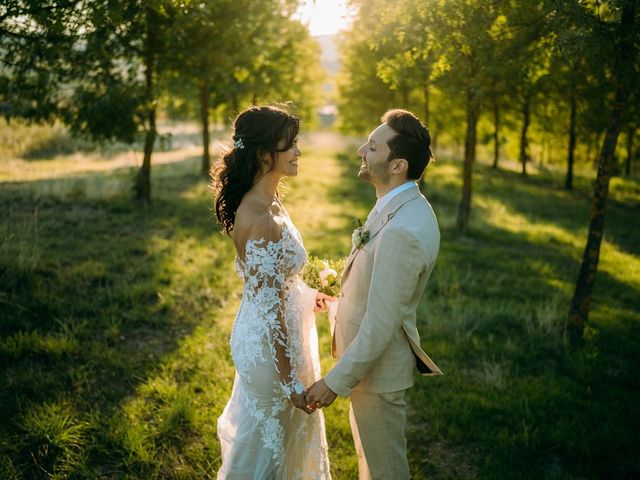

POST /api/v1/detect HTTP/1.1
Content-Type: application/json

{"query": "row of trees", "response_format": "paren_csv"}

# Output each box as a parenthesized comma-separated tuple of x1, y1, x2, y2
(338, 0, 638, 333)
(0, 0, 322, 200)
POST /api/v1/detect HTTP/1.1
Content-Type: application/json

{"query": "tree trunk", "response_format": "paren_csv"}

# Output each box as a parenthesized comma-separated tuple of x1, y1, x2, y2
(456, 93, 478, 234)
(586, 134, 594, 164)
(420, 79, 431, 190)
(519, 92, 531, 176)
(592, 133, 603, 168)
(200, 82, 211, 178)
(625, 127, 634, 176)
(137, 111, 156, 202)
(135, 13, 157, 203)
(492, 98, 500, 169)
(565, 92, 577, 190)
(231, 94, 239, 117)
(546, 136, 552, 166)
(568, 1, 635, 336)
(423, 78, 430, 127)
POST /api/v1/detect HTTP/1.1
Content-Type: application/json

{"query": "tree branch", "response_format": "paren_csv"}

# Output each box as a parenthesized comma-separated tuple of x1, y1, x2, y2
(0, 0, 80, 23)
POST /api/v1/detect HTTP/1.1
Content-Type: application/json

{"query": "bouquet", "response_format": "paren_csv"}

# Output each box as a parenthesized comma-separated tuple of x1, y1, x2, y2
(302, 256, 345, 297)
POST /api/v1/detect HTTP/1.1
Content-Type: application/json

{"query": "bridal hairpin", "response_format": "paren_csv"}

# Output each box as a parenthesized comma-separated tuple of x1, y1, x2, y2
(234, 138, 245, 150)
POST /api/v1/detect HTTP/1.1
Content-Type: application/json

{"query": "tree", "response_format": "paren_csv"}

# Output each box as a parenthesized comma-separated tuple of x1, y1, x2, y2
(169, 0, 248, 178)
(502, 1, 554, 176)
(0, 0, 83, 121)
(372, 0, 441, 127)
(489, 82, 508, 169)
(2, 0, 176, 203)
(248, 15, 323, 123)
(432, 0, 504, 233)
(167, 0, 322, 179)
(548, 7, 603, 190)
(133, 3, 174, 201)
(337, 0, 403, 133)
(565, 85, 578, 188)
(568, 0, 638, 335)
(620, 99, 639, 176)
(624, 126, 635, 175)
(485, 8, 529, 171)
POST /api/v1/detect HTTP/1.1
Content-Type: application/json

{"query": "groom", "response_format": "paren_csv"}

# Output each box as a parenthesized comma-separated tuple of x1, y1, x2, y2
(305, 109, 443, 479)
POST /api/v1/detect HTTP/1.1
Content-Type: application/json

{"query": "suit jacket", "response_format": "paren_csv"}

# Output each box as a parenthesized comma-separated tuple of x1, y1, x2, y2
(324, 184, 443, 397)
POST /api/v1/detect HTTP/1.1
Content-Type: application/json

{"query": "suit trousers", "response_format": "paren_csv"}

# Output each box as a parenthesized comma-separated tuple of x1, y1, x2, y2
(349, 388, 410, 480)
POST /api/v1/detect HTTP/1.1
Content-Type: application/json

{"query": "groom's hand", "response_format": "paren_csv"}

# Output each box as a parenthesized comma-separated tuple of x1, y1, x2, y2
(291, 393, 316, 415)
(305, 378, 337, 408)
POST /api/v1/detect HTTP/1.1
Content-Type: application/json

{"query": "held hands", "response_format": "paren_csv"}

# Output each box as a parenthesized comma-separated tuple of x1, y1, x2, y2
(314, 292, 336, 313)
(305, 379, 337, 410)
(291, 392, 316, 415)
(291, 379, 338, 414)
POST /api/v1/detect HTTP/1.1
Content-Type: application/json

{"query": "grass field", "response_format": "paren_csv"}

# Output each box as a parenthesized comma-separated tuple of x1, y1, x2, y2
(1, 130, 639, 479)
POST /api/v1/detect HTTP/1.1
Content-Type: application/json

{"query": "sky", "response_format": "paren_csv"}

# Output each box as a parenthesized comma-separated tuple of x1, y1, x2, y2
(293, 0, 354, 37)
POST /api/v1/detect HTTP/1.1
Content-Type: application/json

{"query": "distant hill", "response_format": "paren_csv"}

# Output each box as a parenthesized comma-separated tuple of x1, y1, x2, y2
(314, 34, 340, 76)
(312, 34, 341, 125)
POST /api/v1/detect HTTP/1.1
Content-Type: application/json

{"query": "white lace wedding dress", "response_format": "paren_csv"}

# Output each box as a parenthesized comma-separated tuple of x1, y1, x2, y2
(216, 215, 332, 479)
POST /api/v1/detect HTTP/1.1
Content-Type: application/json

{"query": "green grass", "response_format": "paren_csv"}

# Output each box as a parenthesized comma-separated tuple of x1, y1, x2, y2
(1, 131, 639, 478)
(0, 118, 125, 161)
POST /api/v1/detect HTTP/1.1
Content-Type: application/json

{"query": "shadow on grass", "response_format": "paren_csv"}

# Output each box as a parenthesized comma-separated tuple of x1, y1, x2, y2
(0, 158, 234, 477)
(472, 164, 640, 258)
(405, 161, 639, 479)
(347, 151, 640, 478)
(321, 152, 639, 478)
(3, 146, 636, 478)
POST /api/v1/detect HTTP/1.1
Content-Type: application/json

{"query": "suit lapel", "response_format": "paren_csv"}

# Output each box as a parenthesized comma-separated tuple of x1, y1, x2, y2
(342, 185, 421, 279)
(341, 207, 380, 280)
(341, 245, 360, 284)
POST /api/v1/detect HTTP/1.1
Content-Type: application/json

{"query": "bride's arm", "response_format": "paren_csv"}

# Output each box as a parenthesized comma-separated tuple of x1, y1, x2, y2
(244, 216, 306, 402)
(300, 281, 319, 312)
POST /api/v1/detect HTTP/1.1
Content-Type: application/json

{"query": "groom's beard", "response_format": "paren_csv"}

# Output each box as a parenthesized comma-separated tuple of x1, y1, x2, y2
(357, 164, 370, 182)
(358, 160, 389, 184)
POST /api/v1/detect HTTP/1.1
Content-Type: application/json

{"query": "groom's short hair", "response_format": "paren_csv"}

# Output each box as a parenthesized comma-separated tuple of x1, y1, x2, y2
(381, 109, 434, 180)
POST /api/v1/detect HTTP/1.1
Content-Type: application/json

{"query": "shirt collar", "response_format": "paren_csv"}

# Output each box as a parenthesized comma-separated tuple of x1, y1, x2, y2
(373, 181, 417, 214)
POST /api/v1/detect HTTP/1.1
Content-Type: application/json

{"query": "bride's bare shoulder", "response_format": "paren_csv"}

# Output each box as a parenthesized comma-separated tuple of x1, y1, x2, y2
(234, 198, 284, 253)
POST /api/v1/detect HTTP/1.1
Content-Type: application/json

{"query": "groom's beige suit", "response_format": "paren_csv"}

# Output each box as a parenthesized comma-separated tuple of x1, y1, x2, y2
(325, 183, 442, 480)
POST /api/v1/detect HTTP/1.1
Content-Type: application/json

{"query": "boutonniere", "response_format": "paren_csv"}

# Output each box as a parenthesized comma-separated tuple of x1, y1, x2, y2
(351, 219, 370, 250)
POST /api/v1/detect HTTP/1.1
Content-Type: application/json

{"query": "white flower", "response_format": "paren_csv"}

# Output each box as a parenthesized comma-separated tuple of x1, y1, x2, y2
(318, 267, 338, 287)
(351, 224, 370, 250)
(302, 255, 344, 297)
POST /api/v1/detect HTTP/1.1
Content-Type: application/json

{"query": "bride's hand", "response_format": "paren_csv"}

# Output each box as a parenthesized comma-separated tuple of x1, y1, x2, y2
(314, 292, 337, 313)
(291, 392, 316, 414)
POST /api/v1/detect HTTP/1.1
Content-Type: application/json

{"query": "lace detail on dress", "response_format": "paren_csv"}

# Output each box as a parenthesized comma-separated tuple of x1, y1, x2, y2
(239, 224, 305, 397)
(238, 378, 287, 463)
(219, 218, 330, 479)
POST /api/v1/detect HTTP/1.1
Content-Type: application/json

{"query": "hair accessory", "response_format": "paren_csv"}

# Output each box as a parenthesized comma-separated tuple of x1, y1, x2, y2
(233, 138, 245, 150)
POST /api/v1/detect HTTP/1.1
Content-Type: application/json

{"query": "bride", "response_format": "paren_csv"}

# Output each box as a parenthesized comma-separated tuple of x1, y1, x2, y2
(212, 106, 333, 479)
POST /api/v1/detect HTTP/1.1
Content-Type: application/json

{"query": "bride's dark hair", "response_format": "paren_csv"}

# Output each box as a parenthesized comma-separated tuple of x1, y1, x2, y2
(212, 105, 300, 234)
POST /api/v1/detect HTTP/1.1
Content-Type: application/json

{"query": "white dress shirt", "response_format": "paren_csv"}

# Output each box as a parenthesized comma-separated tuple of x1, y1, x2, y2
(367, 181, 417, 222)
